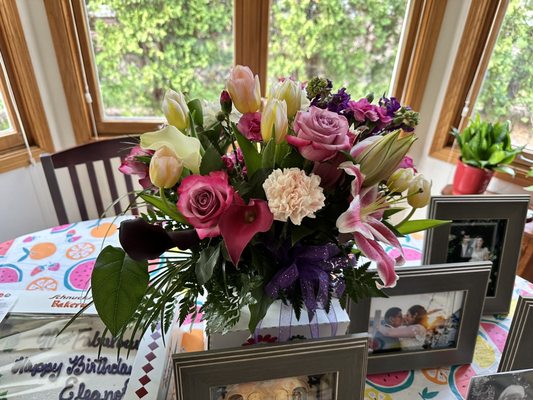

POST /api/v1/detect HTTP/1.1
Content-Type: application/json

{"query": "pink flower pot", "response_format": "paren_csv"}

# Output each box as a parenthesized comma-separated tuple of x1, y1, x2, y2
(452, 159, 493, 195)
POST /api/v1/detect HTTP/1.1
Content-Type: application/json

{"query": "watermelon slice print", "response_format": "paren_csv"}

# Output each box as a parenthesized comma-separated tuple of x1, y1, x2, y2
(64, 259, 96, 291)
(0, 239, 14, 256)
(50, 223, 76, 233)
(366, 370, 414, 393)
(480, 321, 508, 353)
(449, 364, 476, 399)
(0, 264, 23, 283)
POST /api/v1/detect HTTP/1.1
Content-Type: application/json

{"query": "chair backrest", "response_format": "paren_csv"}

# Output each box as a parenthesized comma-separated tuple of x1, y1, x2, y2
(41, 136, 141, 225)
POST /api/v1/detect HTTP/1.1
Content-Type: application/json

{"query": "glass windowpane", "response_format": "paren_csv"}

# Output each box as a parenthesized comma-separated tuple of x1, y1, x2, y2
(268, 0, 407, 97)
(85, 0, 234, 118)
(473, 0, 533, 150)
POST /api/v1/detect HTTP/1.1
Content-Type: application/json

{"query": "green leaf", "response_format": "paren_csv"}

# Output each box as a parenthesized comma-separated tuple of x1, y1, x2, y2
(261, 139, 276, 169)
(233, 126, 261, 177)
(396, 219, 451, 235)
(382, 207, 406, 220)
(195, 244, 221, 285)
(291, 224, 314, 246)
(281, 148, 305, 168)
(91, 246, 149, 336)
(187, 99, 203, 126)
(140, 192, 188, 224)
(200, 144, 224, 175)
(248, 286, 274, 333)
(488, 150, 506, 165)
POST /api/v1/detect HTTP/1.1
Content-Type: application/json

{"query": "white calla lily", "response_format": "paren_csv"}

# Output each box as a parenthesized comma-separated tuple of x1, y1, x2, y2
(141, 125, 201, 174)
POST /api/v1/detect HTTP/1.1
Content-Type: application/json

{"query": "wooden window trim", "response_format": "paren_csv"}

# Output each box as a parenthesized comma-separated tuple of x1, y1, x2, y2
(428, 0, 532, 185)
(0, 0, 54, 173)
(234, 0, 270, 94)
(0, 65, 24, 148)
(392, 0, 447, 112)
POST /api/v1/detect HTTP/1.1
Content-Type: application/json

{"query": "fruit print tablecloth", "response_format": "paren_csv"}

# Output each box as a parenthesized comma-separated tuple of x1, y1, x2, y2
(1, 218, 532, 399)
(0, 217, 126, 292)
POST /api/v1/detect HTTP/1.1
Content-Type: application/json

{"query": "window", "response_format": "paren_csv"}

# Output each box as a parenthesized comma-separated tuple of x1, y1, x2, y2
(0, 1, 53, 173)
(46, 0, 444, 141)
(268, 1, 408, 96)
(430, 0, 533, 184)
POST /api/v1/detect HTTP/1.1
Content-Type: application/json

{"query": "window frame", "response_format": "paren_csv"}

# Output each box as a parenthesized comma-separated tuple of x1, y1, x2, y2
(46, 0, 444, 142)
(429, 0, 532, 185)
(0, 0, 54, 173)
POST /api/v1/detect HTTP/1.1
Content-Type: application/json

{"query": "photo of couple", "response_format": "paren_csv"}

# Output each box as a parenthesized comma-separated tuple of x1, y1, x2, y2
(368, 291, 464, 354)
(446, 219, 506, 296)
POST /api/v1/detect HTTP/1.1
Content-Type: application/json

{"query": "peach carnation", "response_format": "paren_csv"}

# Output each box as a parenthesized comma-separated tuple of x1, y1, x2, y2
(262, 168, 325, 225)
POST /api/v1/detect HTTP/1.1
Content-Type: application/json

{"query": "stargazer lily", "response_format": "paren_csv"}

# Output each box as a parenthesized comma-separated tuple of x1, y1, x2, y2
(335, 162, 405, 288)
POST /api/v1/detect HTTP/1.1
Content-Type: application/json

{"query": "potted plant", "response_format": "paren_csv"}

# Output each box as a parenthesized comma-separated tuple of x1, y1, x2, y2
(451, 115, 523, 195)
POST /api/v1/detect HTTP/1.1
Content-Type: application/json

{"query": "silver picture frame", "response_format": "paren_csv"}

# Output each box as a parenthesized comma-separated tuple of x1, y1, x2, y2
(423, 195, 529, 315)
(499, 296, 533, 372)
(348, 262, 491, 374)
(172, 334, 368, 400)
(467, 368, 533, 399)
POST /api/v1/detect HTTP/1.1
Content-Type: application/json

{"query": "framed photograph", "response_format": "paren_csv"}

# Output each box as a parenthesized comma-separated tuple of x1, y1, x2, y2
(467, 368, 533, 399)
(499, 296, 533, 372)
(423, 195, 529, 315)
(348, 262, 491, 374)
(173, 334, 368, 400)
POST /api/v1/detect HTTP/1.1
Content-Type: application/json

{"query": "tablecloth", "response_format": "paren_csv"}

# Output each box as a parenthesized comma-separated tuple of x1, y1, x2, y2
(1, 217, 531, 399)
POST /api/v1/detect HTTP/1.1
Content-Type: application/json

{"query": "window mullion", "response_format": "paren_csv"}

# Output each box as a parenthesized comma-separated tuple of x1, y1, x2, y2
(234, 0, 270, 94)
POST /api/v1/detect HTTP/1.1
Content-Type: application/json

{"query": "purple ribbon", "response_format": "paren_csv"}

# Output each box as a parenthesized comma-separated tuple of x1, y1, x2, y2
(265, 243, 351, 320)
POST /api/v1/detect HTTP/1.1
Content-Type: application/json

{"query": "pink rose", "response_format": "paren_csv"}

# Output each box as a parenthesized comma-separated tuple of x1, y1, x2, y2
(177, 171, 234, 239)
(312, 153, 346, 190)
(118, 145, 154, 189)
(287, 106, 350, 162)
(237, 112, 262, 142)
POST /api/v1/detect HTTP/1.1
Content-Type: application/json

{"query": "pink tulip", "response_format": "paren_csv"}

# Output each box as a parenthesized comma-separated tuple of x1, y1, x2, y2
(226, 65, 261, 114)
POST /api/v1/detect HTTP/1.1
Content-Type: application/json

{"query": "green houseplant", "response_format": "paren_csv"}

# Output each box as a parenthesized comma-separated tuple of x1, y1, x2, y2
(451, 115, 523, 194)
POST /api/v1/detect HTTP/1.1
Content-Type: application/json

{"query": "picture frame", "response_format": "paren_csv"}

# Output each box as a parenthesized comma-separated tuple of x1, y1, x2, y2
(173, 334, 368, 400)
(423, 195, 529, 315)
(467, 368, 533, 399)
(498, 296, 533, 372)
(348, 262, 491, 374)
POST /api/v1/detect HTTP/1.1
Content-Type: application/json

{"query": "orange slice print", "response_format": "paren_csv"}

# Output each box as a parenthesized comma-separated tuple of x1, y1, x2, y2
(29, 242, 57, 260)
(66, 242, 95, 260)
(91, 223, 118, 238)
(422, 367, 450, 385)
(27, 277, 58, 291)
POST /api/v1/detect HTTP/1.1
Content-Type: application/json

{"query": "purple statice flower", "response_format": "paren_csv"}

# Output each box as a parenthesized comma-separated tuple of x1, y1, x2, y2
(326, 88, 351, 113)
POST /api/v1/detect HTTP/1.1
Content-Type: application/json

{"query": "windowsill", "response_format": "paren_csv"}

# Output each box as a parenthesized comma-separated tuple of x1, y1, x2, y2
(0, 146, 44, 173)
(430, 147, 533, 189)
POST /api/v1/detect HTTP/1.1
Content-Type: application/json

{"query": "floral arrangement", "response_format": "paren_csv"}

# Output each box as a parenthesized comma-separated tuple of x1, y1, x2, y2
(91, 65, 444, 341)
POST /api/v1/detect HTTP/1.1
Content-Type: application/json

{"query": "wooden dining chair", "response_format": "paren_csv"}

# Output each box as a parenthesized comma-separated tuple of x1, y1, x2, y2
(41, 136, 141, 225)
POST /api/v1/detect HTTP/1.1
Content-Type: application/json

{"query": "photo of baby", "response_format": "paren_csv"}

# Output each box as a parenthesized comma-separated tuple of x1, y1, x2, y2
(368, 291, 465, 354)
(468, 368, 533, 400)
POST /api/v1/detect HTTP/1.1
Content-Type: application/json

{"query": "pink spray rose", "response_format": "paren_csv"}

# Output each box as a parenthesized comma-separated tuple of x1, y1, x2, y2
(397, 155, 417, 173)
(286, 106, 350, 162)
(118, 145, 154, 189)
(237, 112, 262, 142)
(177, 171, 234, 239)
